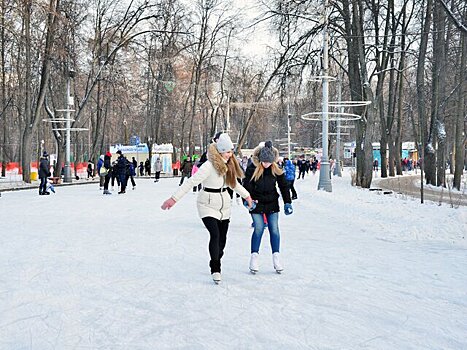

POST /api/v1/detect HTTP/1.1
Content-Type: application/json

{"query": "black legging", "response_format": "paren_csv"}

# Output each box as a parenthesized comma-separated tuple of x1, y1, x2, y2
(103, 174, 111, 191)
(201, 217, 230, 273)
(39, 177, 47, 194)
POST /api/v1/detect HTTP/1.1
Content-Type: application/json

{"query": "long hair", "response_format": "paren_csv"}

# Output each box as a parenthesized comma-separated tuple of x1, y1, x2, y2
(208, 143, 244, 188)
(251, 162, 283, 182)
(226, 155, 244, 188)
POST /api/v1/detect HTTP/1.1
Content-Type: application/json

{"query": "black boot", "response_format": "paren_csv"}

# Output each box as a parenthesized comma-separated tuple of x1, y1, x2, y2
(209, 260, 221, 274)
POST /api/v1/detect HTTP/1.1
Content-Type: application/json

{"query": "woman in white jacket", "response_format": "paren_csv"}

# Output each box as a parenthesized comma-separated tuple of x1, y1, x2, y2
(161, 133, 253, 283)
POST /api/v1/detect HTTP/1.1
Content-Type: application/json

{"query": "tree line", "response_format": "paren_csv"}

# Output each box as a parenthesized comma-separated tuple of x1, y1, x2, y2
(0, 0, 465, 189)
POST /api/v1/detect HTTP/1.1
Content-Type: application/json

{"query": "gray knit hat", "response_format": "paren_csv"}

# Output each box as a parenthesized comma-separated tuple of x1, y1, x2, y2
(259, 141, 276, 163)
(216, 133, 234, 153)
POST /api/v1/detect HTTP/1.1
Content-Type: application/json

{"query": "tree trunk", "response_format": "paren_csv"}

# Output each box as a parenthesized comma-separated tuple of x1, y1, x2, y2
(0, 0, 6, 177)
(426, 0, 447, 186)
(435, 0, 448, 187)
(348, 0, 374, 188)
(21, 0, 59, 182)
(416, 0, 433, 185)
(21, 0, 33, 183)
(453, 19, 466, 190)
(388, 138, 396, 176)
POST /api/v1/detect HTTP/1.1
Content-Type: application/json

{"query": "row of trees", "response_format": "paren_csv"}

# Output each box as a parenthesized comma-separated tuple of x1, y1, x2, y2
(0, 0, 465, 189)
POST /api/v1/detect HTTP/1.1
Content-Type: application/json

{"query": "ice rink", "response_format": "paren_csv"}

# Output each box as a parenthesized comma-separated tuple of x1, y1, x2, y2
(1, 170, 466, 349)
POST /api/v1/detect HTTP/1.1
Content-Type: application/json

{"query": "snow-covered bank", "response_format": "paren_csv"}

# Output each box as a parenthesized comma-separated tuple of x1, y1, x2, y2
(0, 170, 465, 349)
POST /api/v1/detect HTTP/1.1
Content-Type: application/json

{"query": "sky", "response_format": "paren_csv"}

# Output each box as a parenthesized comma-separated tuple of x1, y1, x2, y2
(231, 0, 273, 59)
(0, 169, 466, 349)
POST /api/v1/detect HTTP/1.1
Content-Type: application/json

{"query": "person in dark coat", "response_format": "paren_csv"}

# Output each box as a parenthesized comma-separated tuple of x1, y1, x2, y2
(242, 141, 293, 274)
(284, 157, 298, 199)
(132, 157, 138, 175)
(128, 162, 136, 190)
(297, 155, 307, 179)
(179, 157, 193, 186)
(87, 160, 94, 179)
(38, 151, 51, 195)
(101, 151, 113, 195)
(116, 150, 130, 194)
(111, 160, 120, 190)
(97, 155, 105, 189)
(144, 158, 151, 176)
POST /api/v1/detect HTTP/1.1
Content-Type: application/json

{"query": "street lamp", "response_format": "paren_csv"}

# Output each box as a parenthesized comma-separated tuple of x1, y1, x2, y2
(64, 68, 75, 183)
(317, 0, 332, 192)
(123, 119, 128, 145)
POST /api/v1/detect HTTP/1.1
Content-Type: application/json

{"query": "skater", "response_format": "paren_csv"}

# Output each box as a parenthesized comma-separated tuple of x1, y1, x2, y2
(38, 151, 51, 195)
(297, 155, 307, 179)
(128, 162, 136, 190)
(179, 157, 193, 186)
(284, 157, 297, 199)
(100, 151, 112, 194)
(311, 156, 318, 174)
(191, 158, 202, 192)
(373, 158, 379, 171)
(240, 155, 249, 172)
(131, 157, 138, 175)
(144, 158, 151, 176)
(111, 160, 120, 191)
(87, 160, 94, 179)
(161, 133, 254, 284)
(139, 161, 144, 177)
(97, 155, 105, 189)
(116, 150, 130, 194)
(242, 141, 293, 274)
(154, 157, 162, 182)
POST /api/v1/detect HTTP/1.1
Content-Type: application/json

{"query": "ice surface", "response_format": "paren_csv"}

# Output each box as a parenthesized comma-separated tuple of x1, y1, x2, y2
(0, 170, 465, 349)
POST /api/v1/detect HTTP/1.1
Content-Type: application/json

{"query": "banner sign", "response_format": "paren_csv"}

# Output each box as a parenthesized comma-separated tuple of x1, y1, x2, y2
(110, 143, 149, 153)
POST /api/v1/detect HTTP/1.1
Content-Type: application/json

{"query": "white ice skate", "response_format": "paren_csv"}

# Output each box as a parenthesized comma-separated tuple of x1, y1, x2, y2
(212, 272, 221, 284)
(249, 253, 259, 274)
(273, 252, 283, 273)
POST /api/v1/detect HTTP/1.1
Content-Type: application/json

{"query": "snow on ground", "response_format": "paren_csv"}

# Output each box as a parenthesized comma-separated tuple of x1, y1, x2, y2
(0, 169, 466, 349)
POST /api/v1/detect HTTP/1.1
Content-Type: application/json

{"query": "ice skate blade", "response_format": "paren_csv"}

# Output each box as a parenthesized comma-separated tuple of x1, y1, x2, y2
(211, 272, 221, 283)
(249, 269, 258, 274)
(275, 269, 283, 274)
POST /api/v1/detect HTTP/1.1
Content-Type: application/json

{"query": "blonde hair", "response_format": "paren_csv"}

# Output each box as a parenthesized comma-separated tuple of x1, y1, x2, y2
(251, 162, 283, 182)
(225, 155, 244, 187)
(208, 143, 244, 188)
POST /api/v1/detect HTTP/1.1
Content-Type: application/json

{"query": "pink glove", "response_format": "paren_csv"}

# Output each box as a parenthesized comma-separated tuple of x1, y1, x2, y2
(161, 197, 176, 210)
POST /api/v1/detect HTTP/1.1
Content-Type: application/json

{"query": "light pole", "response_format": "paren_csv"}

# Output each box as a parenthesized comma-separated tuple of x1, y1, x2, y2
(123, 119, 128, 145)
(287, 111, 292, 159)
(317, 0, 332, 192)
(64, 68, 75, 183)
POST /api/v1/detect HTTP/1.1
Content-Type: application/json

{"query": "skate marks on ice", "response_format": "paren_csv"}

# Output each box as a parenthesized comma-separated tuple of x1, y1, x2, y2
(0, 177, 466, 349)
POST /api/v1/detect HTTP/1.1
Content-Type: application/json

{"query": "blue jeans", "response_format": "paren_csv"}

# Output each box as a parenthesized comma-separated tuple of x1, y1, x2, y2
(251, 212, 280, 254)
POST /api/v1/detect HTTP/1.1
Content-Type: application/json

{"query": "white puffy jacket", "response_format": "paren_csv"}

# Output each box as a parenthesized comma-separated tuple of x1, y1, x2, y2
(171, 159, 249, 220)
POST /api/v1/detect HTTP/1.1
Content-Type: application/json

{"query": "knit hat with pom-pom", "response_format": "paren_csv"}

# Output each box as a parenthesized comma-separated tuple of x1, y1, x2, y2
(259, 141, 276, 163)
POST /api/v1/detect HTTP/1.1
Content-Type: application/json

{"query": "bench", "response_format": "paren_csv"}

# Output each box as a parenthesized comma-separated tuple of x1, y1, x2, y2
(48, 177, 61, 184)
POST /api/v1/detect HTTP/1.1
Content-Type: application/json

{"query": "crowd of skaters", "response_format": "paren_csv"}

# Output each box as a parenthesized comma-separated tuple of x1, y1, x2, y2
(39, 144, 326, 198)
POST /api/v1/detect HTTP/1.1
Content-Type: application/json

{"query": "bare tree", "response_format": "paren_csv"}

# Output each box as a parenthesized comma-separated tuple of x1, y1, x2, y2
(19, 0, 60, 183)
(453, 3, 466, 190)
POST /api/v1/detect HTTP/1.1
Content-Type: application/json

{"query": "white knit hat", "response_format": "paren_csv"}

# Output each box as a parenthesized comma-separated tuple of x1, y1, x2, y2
(216, 133, 234, 153)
